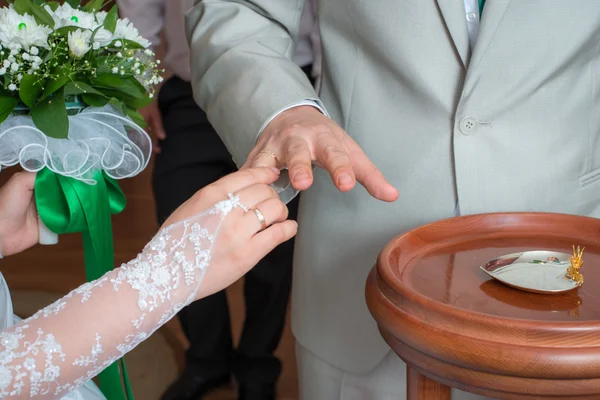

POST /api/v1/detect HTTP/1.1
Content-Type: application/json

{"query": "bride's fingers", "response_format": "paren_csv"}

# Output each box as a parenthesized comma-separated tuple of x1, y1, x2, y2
(214, 167, 280, 195)
(248, 220, 298, 263)
(234, 183, 278, 211)
(243, 198, 289, 234)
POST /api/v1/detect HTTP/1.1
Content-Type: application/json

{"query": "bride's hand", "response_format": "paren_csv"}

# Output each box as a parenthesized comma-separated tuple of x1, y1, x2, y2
(162, 167, 298, 300)
(0, 172, 39, 257)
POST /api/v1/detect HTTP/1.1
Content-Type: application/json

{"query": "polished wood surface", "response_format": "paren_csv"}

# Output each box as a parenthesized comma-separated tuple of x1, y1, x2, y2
(408, 367, 451, 400)
(366, 213, 600, 399)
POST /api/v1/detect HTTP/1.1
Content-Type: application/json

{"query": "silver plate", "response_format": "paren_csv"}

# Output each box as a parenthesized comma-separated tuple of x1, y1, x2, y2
(480, 250, 579, 294)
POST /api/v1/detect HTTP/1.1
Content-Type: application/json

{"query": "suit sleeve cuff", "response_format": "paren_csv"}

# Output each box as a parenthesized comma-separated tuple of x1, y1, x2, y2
(257, 100, 328, 137)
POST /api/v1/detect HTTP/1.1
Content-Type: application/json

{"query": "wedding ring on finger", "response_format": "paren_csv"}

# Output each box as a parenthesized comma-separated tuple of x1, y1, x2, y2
(251, 207, 268, 231)
(258, 150, 280, 169)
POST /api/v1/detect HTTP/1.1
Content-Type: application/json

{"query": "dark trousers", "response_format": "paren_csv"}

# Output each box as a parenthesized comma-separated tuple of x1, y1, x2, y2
(152, 68, 311, 385)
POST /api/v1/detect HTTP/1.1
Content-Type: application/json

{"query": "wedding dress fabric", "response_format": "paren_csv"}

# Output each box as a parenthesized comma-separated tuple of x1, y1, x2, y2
(0, 194, 245, 399)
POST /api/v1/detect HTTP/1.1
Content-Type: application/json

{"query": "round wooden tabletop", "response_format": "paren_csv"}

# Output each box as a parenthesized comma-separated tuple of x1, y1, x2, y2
(366, 212, 600, 399)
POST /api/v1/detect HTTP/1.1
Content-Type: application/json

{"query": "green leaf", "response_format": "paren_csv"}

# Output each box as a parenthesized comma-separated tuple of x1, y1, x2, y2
(42, 49, 53, 62)
(41, 77, 70, 100)
(108, 98, 126, 114)
(29, 3, 55, 27)
(64, 81, 105, 97)
(14, 0, 31, 15)
(83, 0, 104, 12)
(125, 106, 146, 127)
(52, 26, 80, 37)
(32, 88, 69, 139)
(81, 93, 109, 107)
(65, 0, 80, 8)
(97, 89, 152, 109)
(18, 75, 44, 108)
(0, 96, 18, 124)
(104, 5, 118, 33)
(112, 39, 144, 50)
(92, 74, 147, 99)
(45, 1, 60, 11)
(94, 55, 135, 75)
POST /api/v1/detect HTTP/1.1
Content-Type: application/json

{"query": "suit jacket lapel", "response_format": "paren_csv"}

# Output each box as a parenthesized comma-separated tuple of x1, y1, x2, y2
(436, 0, 470, 68)
(469, 0, 512, 70)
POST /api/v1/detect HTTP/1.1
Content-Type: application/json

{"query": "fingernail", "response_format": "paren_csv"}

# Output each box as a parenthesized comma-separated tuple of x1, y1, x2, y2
(270, 167, 281, 175)
(294, 170, 309, 182)
(338, 174, 353, 187)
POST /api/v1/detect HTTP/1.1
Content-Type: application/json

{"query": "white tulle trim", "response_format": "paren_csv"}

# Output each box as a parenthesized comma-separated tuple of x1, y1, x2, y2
(0, 106, 151, 184)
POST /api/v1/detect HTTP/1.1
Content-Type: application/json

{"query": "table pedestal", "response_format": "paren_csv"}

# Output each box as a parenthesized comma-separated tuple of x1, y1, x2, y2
(408, 367, 451, 400)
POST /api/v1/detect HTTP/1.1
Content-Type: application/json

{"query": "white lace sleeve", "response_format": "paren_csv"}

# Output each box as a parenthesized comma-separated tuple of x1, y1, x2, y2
(0, 194, 246, 399)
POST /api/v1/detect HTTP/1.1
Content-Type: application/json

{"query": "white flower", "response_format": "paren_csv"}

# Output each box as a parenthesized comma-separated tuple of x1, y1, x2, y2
(112, 67, 119, 74)
(8, 84, 17, 91)
(30, 46, 38, 56)
(95, 11, 107, 25)
(17, 74, 22, 81)
(2, 60, 9, 68)
(114, 40, 122, 48)
(68, 29, 92, 59)
(10, 62, 19, 72)
(47, 3, 97, 30)
(93, 27, 113, 48)
(113, 18, 151, 48)
(0, 6, 51, 50)
(0, 68, 5, 76)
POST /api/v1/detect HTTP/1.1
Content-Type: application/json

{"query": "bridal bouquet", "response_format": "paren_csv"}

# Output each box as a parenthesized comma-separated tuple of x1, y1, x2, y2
(0, 1, 163, 399)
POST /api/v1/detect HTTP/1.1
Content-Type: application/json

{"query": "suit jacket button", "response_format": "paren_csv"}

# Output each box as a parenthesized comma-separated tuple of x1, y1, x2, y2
(459, 116, 479, 135)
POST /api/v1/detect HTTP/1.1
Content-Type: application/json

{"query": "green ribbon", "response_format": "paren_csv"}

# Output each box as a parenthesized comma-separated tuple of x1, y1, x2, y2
(35, 168, 134, 400)
(479, 0, 486, 16)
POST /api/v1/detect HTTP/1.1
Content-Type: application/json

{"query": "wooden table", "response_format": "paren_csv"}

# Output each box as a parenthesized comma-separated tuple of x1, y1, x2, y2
(366, 213, 600, 399)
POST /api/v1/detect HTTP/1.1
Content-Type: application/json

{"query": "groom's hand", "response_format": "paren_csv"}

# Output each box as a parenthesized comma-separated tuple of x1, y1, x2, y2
(243, 106, 399, 202)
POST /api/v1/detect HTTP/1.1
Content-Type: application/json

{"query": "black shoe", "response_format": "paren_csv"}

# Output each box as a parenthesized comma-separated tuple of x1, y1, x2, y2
(161, 368, 230, 400)
(238, 384, 276, 400)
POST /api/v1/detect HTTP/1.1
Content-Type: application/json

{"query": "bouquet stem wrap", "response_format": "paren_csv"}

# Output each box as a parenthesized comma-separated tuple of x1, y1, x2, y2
(35, 168, 133, 400)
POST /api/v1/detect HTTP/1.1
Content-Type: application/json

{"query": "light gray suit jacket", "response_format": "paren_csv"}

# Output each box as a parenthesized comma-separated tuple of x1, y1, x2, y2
(187, 0, 600, 374)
